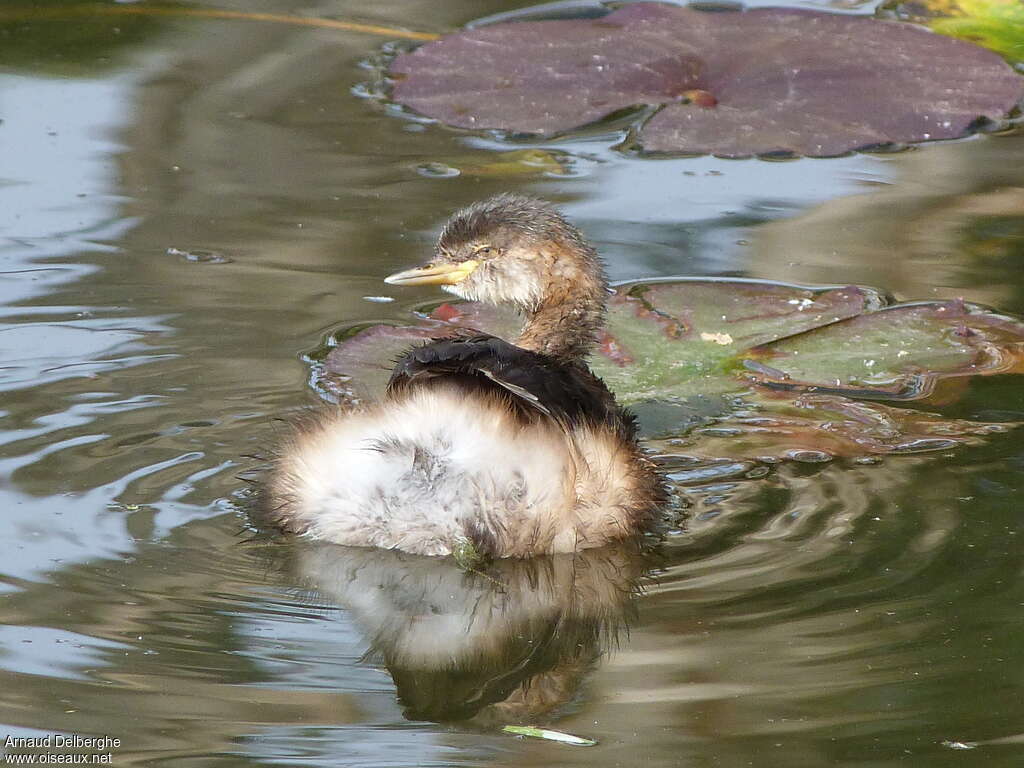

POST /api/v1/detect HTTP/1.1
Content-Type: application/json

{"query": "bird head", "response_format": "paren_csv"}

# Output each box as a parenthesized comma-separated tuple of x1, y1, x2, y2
(384, 193, 602, 312)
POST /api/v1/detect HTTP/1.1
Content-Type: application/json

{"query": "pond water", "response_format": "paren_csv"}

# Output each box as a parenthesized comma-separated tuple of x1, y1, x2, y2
(1, 1, 1023, 766)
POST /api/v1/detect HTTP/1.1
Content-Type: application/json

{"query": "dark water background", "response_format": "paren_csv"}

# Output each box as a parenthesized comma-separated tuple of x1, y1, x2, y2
(1, 1, 1023, 766)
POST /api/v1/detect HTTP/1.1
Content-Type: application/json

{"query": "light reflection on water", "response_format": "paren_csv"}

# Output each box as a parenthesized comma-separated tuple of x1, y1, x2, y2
(0, 1, 1022, 766)
(466, 135, 894, 278)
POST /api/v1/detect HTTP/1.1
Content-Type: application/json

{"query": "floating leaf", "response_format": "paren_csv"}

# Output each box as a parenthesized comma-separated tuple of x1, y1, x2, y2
(635, 281, 885, 349)
(389, 3, 1024, 157)
(319, 304, 519, 401)
(461, 149, 570, 177)
(322, 280, 878, 401)
(592, 281, 881, 401)
(316, 278, 1024, 460)
(667, 391, 1010, 462)
(742, 299, 1024, 399)
(318, 323, 442, 402)
(415, 149, 568, 179)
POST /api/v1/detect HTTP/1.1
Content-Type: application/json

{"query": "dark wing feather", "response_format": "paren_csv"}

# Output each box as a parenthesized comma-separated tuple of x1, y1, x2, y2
(387, 335, 628, 432)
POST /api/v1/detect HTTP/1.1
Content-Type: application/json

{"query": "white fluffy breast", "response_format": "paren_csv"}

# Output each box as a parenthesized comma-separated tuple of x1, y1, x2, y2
(270, 383, 574, 556)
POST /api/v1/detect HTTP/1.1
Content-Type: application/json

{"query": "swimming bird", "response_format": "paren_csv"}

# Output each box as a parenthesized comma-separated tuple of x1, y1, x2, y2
(266, 194, 665, 557)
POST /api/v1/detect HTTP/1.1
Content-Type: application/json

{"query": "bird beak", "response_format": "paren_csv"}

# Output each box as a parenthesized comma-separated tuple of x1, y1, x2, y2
(384, 259, 479, 287)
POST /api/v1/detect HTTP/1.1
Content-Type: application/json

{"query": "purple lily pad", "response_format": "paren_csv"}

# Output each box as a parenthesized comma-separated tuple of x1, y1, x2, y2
(321, 303, 519, 401)
(389, 3, 1024, 157)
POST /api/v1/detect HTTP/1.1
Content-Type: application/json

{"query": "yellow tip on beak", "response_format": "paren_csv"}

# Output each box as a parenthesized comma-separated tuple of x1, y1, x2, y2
(383, 259, 479, 287)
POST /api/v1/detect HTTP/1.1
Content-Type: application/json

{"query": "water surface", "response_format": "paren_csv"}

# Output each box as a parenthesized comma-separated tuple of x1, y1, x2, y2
(1, 1, 1023, 766)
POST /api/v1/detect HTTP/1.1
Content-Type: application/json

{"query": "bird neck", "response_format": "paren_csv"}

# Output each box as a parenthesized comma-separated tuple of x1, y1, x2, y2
(515, 267, 606, 362)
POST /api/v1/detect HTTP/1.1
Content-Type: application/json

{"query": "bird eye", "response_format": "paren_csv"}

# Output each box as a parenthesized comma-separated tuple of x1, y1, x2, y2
(475, 245, 494, 257)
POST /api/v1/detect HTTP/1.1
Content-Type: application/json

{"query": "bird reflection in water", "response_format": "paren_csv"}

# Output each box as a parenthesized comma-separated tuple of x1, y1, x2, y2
(288, 540, 651, 724)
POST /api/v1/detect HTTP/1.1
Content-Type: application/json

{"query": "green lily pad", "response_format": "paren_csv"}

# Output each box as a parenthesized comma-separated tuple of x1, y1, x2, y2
(594, 281, 884, 401)
(316, 278, 1024, 460)
(742, 299, 1024, 399)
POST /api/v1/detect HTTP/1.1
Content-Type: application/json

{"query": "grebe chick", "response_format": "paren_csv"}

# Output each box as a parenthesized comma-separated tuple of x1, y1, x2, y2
(267, 194, 665, 557)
